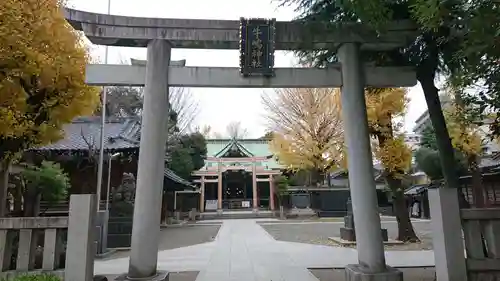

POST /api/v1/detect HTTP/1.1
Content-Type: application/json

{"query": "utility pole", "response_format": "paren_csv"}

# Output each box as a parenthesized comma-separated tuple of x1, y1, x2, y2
(96, 0, 112, 211)
(95, 0, 112, 256)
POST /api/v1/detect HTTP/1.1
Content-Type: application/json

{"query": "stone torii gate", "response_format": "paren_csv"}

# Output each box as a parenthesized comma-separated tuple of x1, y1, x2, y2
(64, 8, 417, 281)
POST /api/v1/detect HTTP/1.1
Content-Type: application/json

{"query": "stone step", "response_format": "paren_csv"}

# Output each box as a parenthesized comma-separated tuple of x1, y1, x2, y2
(200, 210, 274, 220)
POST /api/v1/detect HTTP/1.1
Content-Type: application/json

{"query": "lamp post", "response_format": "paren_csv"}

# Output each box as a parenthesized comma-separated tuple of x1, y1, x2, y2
(96, 0, 112, 211)
(106, 152, 121, 211)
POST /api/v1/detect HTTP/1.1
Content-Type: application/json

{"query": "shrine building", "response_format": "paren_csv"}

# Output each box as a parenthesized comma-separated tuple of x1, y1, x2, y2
(193, 138, 282, 212)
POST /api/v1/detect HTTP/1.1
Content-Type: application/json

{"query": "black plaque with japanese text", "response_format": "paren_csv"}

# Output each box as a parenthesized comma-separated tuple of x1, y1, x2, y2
(239, 17, 276, 77)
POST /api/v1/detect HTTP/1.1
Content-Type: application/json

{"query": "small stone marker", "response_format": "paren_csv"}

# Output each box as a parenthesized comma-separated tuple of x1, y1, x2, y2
(339, 198, 389, 242)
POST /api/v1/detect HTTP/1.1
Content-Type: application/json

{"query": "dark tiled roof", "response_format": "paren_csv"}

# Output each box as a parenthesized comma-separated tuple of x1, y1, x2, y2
(488, 153, 500, 164)
(480, 156, 500, 168)
(330, 165, 384, 179)
(494, 152, 500, 161)
(404, 184, 427, 195)
(33, 116, 194, 187)
(33, 116, 141, 151)
(164, 168, 195, 188)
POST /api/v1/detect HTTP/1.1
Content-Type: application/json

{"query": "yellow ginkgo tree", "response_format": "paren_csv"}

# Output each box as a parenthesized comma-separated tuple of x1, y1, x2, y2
(263, 88, 345, 185)
(443, 87, 485, 206)
(265, 86, 419, 241)
(364, 87, 418, 242)
(0, 0, 100, 216)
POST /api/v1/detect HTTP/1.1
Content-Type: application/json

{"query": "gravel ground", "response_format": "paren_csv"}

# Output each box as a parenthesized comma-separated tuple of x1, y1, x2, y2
(103, 224, 221, 260)
(166, 271, 199, 281)
(310, 267, 435, 281)
(103, 271, 199, 281)
(260, 221, 433, 251)
(283, 216, 412, 223)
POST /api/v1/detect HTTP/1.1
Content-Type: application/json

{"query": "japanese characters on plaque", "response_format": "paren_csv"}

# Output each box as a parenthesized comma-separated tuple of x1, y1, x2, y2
(239, 17, 276, 77)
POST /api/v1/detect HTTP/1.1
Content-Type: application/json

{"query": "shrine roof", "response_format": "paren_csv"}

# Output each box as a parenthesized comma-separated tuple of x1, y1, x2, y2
(31, 116, 194, 188)
(201, 138, 283, 170)
(164, 168, 195, 188)
(206, 138, 273, 158)
(32, 116, 141, 152)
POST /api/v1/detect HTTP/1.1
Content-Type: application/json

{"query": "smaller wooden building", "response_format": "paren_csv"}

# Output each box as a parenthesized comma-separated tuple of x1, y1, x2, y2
(27, 116, 196, 214)
(25, 116, 197, 249)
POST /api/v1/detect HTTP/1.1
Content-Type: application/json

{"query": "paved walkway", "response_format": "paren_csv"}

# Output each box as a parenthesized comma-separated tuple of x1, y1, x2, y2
(94, 219, 435, 281)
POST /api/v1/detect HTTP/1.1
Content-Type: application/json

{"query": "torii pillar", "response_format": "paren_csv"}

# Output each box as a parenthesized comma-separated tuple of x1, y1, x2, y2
(127, 39, 171, 280)
(338, 43, 402, 281)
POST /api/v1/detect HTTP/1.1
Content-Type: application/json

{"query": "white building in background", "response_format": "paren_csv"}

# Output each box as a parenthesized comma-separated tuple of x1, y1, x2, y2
(413, 94, 452, 135)
(404, 133, 421, 151)
(413, 111, 432, 135)
(412, 105, 500, 155)
(411, 95, 500, 169)
(408, 92, 500, 186)
(476, 124, 500, 156)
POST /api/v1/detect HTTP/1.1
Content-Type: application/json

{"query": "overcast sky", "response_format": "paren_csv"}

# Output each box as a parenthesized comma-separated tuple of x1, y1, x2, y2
(67, 0, 428, 137)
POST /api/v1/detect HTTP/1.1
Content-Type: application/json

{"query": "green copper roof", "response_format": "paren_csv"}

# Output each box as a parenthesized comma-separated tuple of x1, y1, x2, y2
(201, 138, 282, 170)
(214, 139, 254, 158)
(206, 139, 271, 157)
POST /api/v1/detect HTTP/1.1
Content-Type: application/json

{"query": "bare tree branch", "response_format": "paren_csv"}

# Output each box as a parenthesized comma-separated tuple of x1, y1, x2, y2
(103, 86, 143, 117)
(102, 85, 199, 135)
(213, 131, 224, 139)
(170, 87, 199, 134)
(80, 127, 98, 164)
(194, 125, 213, 138)
(226, 121, 248, 139)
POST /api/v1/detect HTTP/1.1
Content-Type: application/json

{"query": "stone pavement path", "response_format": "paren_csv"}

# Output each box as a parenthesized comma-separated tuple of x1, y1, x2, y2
(196, 219, 320, 281)
(94, 219, 435, 281)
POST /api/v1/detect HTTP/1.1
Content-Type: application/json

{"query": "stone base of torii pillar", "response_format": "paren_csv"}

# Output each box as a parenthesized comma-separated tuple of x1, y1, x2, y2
(115, 272, 169, 281)
(345, 265, 403, 281)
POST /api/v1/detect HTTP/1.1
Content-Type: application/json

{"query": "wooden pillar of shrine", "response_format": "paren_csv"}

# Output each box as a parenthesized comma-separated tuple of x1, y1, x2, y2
(252, 163, 258, 211)
(217, 161, 222, 211)
(199, 176, 205, 212)
(269, 174, 275, 211)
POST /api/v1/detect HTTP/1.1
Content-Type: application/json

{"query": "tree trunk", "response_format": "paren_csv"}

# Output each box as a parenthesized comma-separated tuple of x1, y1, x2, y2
(468, 155, 485, 207)
(373, 120, 419, 242)
(276, 195, 285, 219)
(454, 92, 482, 208)
(310, 169, 325, 186)
(161, 192, 168, 223)
(279, 205, 285, 220)
(0, 159, 12, 217)
(23, 189, 41, 217)
(418, 74, 461, 190)
(13, 183, 23, 215)
(387, 177, 420, 242)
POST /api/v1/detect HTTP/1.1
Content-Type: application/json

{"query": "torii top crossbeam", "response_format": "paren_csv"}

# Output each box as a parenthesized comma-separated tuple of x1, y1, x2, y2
(64, 8, 417, 51)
